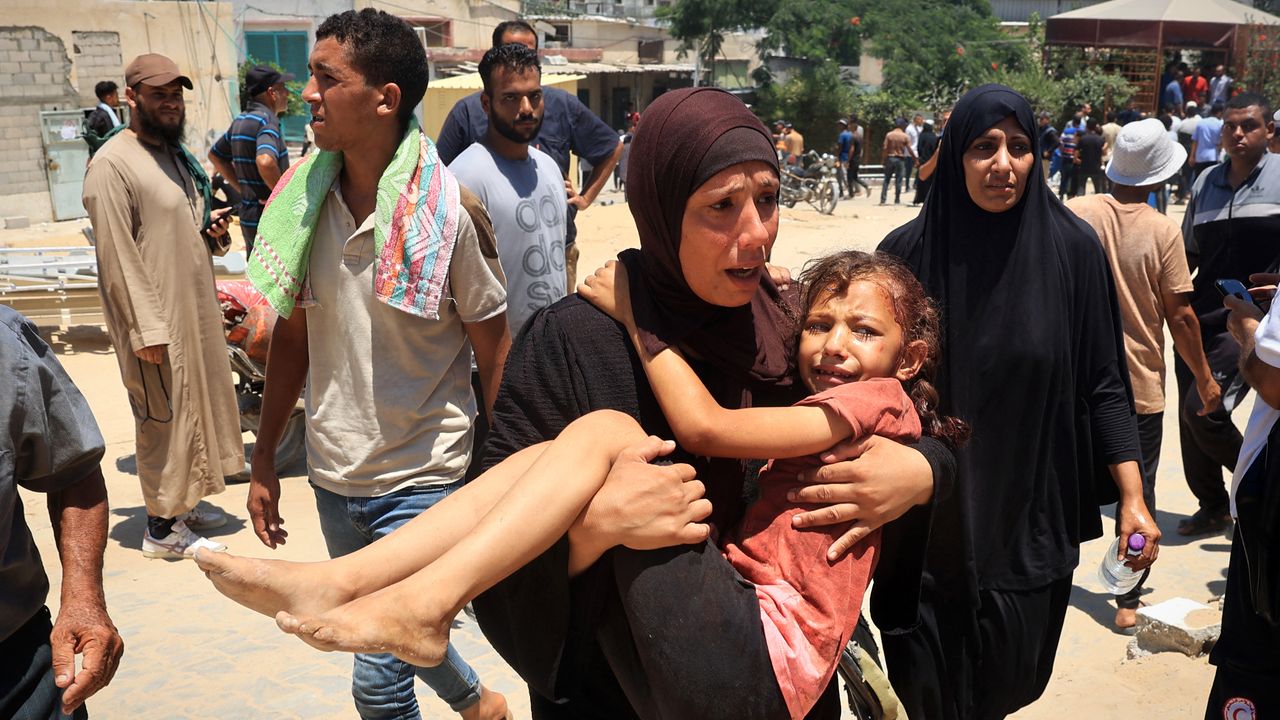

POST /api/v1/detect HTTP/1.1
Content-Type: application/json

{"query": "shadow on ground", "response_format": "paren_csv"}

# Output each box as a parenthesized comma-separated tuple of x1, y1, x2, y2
(115, 442, 305, 481)
(109, 504, 249, 553)
(43, 325, 114, 355)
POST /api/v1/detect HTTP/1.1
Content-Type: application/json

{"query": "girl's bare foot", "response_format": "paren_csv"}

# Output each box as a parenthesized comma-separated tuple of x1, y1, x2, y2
(274, 582, 455, 668)
(194, 549, 353, 619)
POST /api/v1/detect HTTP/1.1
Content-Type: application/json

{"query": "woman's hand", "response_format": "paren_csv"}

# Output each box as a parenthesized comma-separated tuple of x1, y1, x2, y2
(1118, 500, 1161, 571)
(786, 435, 934, 560)
(578, 260, 635, 329)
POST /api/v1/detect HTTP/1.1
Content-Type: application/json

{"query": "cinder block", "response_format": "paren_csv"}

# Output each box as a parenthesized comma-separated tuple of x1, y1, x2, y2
(19, 61, 41, 73)
(0, 62, 19, 73)
(1125, 597, 1220, 658)
(29, 50, 52, 62)
(3, 216, 30, 229)
(18, 39, 38, 51)
(0, 39, 18, 51)
(12, 72, 33, 84)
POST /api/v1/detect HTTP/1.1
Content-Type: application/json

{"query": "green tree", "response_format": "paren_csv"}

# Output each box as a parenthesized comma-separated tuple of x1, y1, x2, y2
(759, 0, 863, 65)
(859, 0, 1031, 107)
(658, 0, 774, 83)
(753, 60, 857, 147)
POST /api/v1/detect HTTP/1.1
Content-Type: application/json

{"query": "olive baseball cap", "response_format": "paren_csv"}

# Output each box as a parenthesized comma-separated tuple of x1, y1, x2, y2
(125, 53, 193, 89)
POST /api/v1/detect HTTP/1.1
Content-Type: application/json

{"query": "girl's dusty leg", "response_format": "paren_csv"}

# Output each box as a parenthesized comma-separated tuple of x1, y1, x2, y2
(276, 410, 655, 666)
(196, 441, 550, 618)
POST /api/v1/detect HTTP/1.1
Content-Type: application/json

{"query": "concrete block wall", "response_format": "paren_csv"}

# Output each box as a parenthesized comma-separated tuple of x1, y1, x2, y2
(0, 26, 80, 221)
(72, 31, 122, 105)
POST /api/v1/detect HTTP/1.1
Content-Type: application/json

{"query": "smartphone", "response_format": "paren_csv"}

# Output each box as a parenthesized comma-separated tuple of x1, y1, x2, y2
(1216, 278, 1257, 306)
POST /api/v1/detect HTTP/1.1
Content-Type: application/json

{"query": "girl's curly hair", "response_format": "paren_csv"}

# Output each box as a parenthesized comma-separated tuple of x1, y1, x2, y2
(798, 250, 970, 448)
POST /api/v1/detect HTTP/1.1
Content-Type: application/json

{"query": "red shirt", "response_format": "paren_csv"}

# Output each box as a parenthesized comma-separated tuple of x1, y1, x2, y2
(1183, 74, 1209, 102)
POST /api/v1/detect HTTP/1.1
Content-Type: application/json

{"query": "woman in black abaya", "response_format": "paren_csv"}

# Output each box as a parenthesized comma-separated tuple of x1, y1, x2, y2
(878, 85, 1162, 720)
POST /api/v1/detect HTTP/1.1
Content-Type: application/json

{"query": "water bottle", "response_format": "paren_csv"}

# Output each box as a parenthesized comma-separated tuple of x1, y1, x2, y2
(1097, 534, 1147, 595)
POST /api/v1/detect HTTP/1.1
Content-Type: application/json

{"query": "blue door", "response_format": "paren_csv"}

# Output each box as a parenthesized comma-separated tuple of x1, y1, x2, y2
(245, 31, 309, 142)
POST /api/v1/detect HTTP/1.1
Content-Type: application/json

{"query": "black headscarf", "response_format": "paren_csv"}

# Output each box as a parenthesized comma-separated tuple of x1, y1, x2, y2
(620, 87, 795, 390)
(880, 85, 1139, 599)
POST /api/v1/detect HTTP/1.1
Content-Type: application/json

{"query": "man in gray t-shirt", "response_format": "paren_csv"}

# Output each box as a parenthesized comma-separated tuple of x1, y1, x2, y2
(1, 306, 122, 718)
(449, 43, 567, 340)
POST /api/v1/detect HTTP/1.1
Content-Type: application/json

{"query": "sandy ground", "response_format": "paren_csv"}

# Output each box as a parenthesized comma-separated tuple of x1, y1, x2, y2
(6, 185, 1224, 718)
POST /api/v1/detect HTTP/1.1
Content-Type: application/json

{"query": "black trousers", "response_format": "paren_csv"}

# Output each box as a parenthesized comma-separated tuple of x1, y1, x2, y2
(1116, 412, 1163, 608)
(1174, 330, 1250, 515)
(882, 574, 1072, 720)
(846, 161, 869, 197)
(1058, 163, 1077, 199)
(0, 607, 87, 720)
(516, 540, 840, 720)
(1074, 169, 1106, 197)
(1204, 502, 1280, 719)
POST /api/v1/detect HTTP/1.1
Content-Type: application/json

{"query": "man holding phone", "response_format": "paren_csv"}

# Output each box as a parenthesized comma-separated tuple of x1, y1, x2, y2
(209, 65, 293, 254)
(83, 53, 244, 558)
(1178, 92, 1280, 536)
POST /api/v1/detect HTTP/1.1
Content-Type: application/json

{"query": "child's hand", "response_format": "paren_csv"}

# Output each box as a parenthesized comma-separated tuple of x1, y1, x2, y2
(578, 259, 634, 329)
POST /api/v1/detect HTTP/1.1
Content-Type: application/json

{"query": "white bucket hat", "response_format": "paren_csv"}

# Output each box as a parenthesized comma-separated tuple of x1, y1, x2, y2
(1106, 118, 1188, 187)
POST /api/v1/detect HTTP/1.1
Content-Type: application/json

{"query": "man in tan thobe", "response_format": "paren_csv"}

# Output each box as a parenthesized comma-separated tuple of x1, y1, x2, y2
(82, 53, 243, 559)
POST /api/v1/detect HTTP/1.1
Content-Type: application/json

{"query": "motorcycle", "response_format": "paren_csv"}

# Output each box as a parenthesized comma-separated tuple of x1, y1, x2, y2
(780, 150, 840, 215)
(216, 278, 307, 475)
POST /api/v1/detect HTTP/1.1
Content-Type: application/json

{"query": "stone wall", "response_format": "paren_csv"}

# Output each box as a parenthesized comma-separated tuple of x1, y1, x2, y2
(0, 26, 80, 222)
(72, 30, 122, 105)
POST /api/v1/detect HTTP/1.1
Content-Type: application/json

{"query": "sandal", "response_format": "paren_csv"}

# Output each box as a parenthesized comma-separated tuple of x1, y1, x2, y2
(1176, 508, 1233, 537)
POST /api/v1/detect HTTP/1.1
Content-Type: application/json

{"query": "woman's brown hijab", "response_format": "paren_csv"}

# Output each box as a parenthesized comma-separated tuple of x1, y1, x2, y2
(619, 87, 795, 388)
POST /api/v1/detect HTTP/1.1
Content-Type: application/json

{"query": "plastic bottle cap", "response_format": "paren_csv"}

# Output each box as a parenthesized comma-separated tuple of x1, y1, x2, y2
(1127, 534, 1146, 551)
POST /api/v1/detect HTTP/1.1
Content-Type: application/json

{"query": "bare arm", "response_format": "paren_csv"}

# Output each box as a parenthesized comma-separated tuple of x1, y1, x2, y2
(1109, 459, 1161, 569)
(574, 140, 623, 209)
(208, 151, 242, 194)
(46, 467, 123, 714)
(579, 260, 852, 459)
(1163, 291, 1222, 413)
(256, 152, 282, 191)
(464, 313, 511, 420)
(1228, 292, 1280, 409)
(248, 307, 309, 548)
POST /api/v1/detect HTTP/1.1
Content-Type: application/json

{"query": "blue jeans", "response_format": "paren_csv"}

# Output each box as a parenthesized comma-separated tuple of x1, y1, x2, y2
(312, 482, 481, 719)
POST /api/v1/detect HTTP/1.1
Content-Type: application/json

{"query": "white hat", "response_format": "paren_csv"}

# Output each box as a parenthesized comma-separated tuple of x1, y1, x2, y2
(1186, 100, 1198, 110)
(1106, 118, 1188, 187)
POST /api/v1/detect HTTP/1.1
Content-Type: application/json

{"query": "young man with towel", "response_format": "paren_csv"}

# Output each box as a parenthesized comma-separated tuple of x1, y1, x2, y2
(230, 9, 512, 720)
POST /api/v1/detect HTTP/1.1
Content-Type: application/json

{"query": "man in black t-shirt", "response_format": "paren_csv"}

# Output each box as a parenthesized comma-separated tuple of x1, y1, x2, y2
(1074, 119, 1106, 197)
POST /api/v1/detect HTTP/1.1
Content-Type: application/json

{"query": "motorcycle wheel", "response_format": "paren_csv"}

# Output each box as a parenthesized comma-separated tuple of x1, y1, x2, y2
(816, 180, 839, 215)
(239, 405, 307, 474)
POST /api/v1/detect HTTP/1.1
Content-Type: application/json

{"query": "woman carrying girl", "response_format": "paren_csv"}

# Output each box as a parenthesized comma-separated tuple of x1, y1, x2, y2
(198, 247, 963, 719)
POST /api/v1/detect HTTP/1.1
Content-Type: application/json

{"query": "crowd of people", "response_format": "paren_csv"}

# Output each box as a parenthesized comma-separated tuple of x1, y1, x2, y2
(2, 11, 1278, 720)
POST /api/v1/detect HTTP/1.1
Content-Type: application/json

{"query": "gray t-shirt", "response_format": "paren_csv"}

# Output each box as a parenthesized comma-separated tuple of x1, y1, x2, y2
(450, 143, 567, 338)
(1, 306, 105, 641)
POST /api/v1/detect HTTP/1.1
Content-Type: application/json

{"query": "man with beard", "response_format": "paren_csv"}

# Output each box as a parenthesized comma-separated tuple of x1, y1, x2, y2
(449, 43, 566, 342)
(437, 21, 621, 295)
(82, 53, 242, 559)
